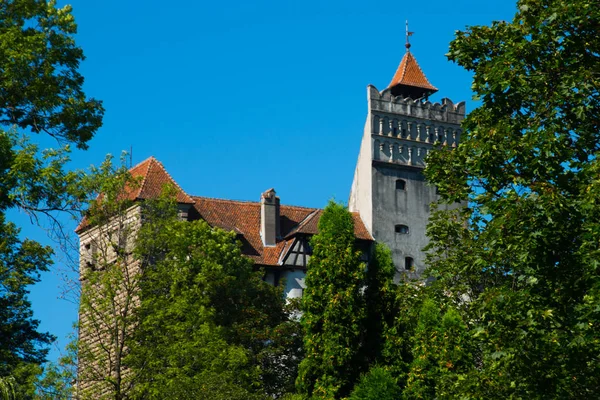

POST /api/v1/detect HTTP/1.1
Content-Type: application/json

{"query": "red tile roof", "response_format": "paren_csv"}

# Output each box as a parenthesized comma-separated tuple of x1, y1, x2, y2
(77, 157, 373, 267)
(388, 51, 438, 93)
(76, 157, 194, 232)
(128, 157, 194, 204)
(192, 196, 372, 267)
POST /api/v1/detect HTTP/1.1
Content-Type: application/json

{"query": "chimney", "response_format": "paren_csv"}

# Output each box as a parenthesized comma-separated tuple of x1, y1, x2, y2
(260, 188, 280, 247)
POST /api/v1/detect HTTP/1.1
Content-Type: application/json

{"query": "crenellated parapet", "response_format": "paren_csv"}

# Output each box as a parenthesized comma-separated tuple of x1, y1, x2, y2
(366, 85, 465, 168)
(368, 85, 465, 124)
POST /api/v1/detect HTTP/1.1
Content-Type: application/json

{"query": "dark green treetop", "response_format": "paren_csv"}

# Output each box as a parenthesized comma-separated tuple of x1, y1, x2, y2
(0, 0, 103, 148)
(296, 201, 366, 399)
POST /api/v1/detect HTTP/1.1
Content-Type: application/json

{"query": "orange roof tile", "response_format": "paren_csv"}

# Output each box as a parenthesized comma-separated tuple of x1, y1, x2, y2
(75, 157, 194, 232)
(192, 196, 373, 267)
(128, 157, 194, 204)
(388, 51, 438, 94)
(77, 157, 373, 267)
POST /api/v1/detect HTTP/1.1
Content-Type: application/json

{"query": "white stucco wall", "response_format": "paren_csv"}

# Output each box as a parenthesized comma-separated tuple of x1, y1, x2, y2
(280, 269, 306, 299)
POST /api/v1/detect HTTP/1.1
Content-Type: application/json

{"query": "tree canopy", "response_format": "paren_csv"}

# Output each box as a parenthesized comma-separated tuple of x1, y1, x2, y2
(0, 0, 103, 148)
(424, 0, 600, 397)
(0, 0, 103, 394)
(126, 191, 300, 400)
(296, 201, 367, 399)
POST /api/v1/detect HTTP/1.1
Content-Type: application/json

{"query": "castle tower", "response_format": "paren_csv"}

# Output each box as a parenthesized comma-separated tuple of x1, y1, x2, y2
(349, 35, 465, 278)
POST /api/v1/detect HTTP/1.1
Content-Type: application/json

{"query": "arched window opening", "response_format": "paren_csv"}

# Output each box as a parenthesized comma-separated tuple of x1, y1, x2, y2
(396, 179, 406, 191)
(395, 224, 409, 234)
(405, 257, 414, 270)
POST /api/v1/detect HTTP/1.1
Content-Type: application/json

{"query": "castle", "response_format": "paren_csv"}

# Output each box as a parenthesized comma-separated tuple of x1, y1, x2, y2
(77, 42, 465, 299)
(76, 38, 465, 396)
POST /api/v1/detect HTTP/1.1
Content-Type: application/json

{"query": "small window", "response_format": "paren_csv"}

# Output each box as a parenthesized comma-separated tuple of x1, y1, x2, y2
(396, 179, 406, 191)
(405, 257, 414, 270)
(84, 241, 98, 268)
(395, 224, 409, 234)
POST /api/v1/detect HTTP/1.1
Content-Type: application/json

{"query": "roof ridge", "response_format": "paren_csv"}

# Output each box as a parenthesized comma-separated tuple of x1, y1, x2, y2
(191, 195, 319, 211)
(129, 155, 156, 172)
(134, 157, 153, 198)
(149, 158, 194, 203)
(191, 195, 259, 205)
(296, 209, 320, 231)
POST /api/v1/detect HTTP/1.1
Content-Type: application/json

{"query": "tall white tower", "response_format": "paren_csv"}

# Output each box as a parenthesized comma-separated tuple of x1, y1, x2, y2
(349, 37, 465, 277)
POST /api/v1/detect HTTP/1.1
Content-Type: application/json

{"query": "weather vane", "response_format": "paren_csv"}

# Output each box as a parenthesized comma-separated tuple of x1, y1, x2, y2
(406, 20, 414, 51)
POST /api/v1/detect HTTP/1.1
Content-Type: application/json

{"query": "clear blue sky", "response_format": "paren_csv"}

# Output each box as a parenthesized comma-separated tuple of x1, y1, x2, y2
(22, 0, 518, 364)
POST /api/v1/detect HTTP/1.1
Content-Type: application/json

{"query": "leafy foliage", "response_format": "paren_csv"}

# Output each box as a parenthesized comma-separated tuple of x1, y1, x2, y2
(349, 367, 401, 400)
(362, 243, 397, 367)
(378, 279, 424, 392)
(424, 0, 600, 397)
(0, 376, 16, 400)
(296, 201, 366, 399)
(0, 215, 54, 394)
(127, 192, 298, 399)
(0, 0, 104, 148)
(76, 157, 142, 399)
(0, 1, 102, 392)
(35, 333, 77, 399)
(403, 299, 472, 399)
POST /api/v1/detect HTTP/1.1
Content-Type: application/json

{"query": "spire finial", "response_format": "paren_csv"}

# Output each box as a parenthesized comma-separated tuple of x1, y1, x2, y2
(406, 20, 414, 51)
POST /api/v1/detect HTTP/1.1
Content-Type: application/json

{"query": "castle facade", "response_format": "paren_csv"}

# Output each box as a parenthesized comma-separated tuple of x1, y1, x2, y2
(78, 44, 465, 299)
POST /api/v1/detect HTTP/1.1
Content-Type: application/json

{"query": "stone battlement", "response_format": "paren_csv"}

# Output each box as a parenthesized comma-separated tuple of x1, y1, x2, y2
(367, 85, 465, 125)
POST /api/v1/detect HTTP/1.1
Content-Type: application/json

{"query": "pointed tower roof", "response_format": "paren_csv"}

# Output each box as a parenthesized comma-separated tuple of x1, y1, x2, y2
(387, 23, 438, 99)
(128, 156, 194, 204)
(388, 52, 438, 97)
(75, 157, 194, 232)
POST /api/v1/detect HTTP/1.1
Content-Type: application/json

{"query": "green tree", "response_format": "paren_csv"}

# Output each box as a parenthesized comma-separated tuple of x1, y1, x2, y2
(35, 333, 78, 399)
(127, 192, 297, 399)
(0, 0, 103, 148)
(296, 201, 366, 399)
(425, 0, 600, 397)
(378, 278, 424, 392)
(76, 157, 143, 400)
(403, 299, 472, 399)
(0, 0, 103, 391)
(362, 243, 397, 367)
(0, 214, 54, 397)
(0, 376, 16, 400)
(349, 367, 401, 400)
